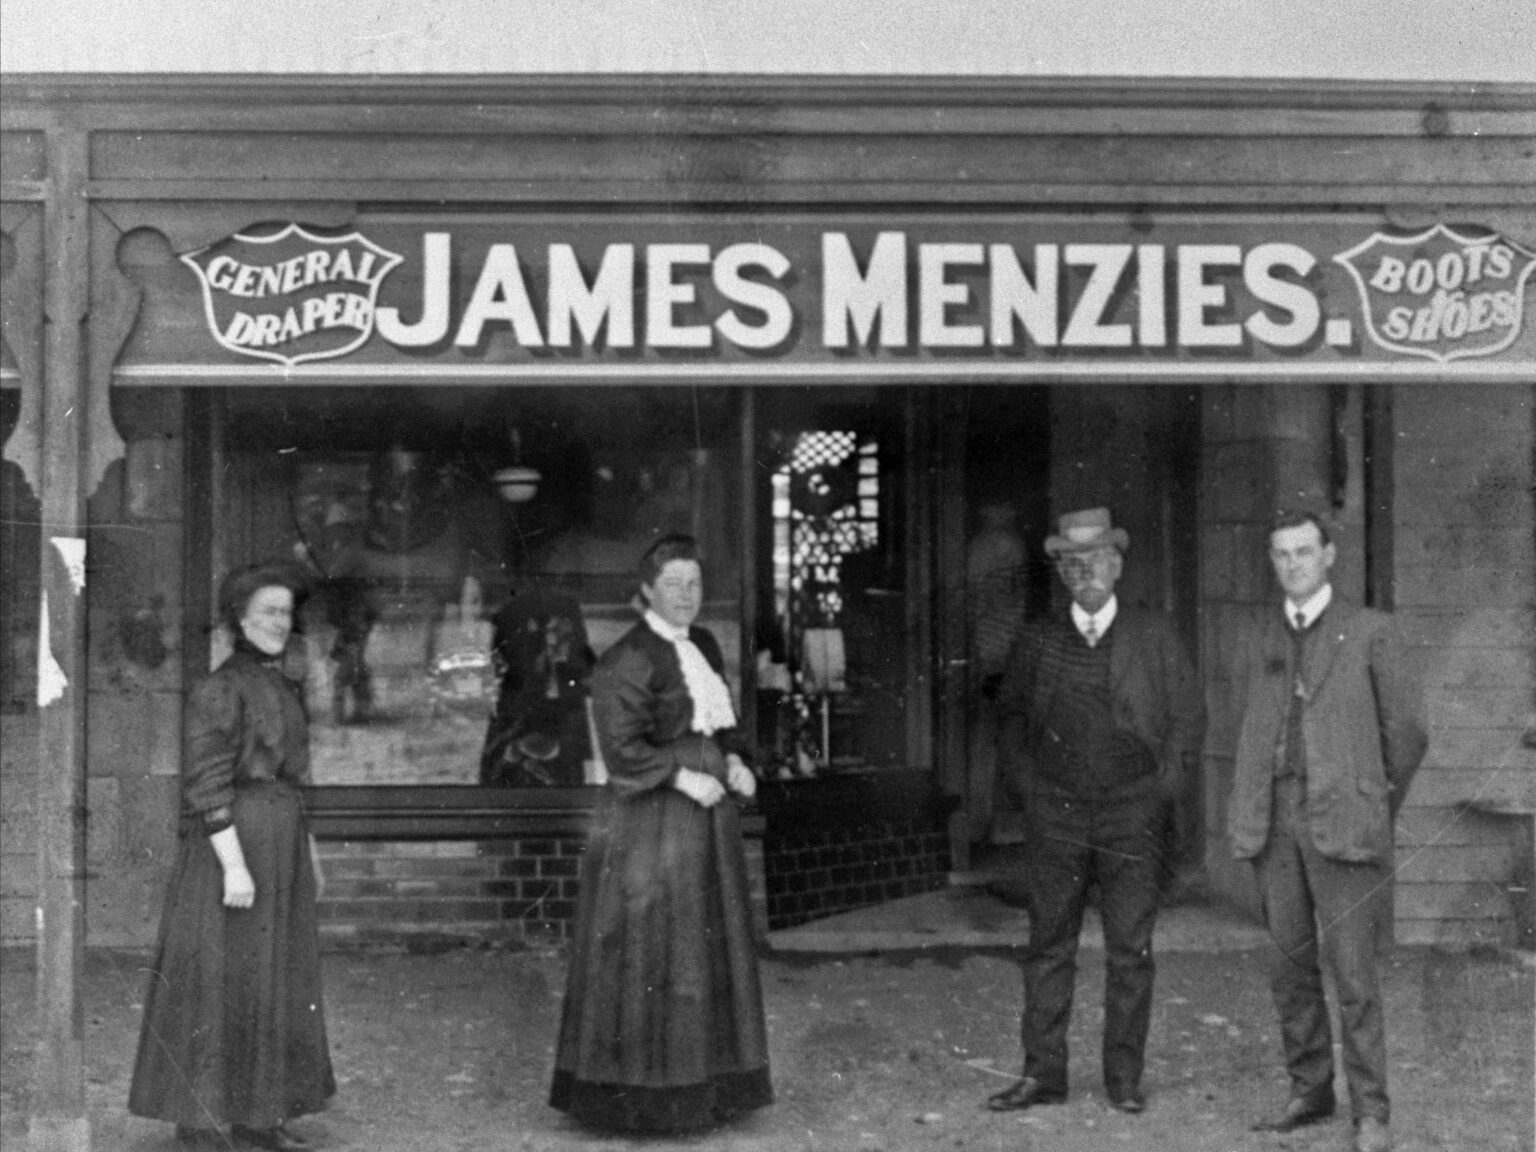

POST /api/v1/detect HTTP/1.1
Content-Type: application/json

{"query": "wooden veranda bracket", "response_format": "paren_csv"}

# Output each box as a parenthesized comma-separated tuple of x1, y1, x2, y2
(6, 200, 360, 501)
(95, 201, 359, 258)
(84, 205, 133, 497)
(1, 208, 44, 496)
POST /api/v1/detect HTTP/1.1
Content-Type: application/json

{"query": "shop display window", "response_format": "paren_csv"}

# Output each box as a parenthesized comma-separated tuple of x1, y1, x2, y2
(755, 390, 908, 777)
(212, 385, 742, 787)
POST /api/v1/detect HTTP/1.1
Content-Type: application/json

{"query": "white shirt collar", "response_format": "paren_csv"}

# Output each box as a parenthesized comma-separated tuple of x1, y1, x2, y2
(643, 609, 688, 643)
(1071, 595, 1118, 639)
(643, 609, 736, 734)
(1286, 584, 1333, 630)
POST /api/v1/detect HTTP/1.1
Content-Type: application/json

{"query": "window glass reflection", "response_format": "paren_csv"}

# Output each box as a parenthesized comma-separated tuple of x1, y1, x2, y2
(217, 386, 740, 786)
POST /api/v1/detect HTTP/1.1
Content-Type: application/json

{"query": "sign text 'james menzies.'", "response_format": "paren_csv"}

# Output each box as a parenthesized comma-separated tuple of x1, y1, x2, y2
(172, 217, 1536, 373)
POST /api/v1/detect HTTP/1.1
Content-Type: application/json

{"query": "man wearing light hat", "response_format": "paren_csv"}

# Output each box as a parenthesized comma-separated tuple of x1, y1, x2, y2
(986, 507, 1203, 1116)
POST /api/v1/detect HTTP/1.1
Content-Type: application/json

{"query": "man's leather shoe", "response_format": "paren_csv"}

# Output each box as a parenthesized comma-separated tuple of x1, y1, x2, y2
(231, 1124, 313, 1152)
(1250, 1088, 1336, 1132)
(1107, 1088, 1146, 1113)
(1354, 1116, 1392, 1152)
(985, 1077, 1067, 1111)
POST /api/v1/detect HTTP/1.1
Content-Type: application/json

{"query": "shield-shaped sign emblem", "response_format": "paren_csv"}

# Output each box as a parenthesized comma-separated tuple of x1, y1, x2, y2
(1333, 224, 1536, 363)
(182, 223, 404, 367)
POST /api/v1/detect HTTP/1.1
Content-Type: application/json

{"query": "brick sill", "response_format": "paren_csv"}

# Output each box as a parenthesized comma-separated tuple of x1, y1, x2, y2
(306, 785, 764, 840)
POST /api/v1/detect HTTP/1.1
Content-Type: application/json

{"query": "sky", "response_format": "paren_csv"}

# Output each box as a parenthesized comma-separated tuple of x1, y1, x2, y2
(1, 0, 1533, 82)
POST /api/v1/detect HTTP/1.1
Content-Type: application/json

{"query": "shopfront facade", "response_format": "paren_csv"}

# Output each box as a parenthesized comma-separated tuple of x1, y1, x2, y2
(3, 76, 1534, 967)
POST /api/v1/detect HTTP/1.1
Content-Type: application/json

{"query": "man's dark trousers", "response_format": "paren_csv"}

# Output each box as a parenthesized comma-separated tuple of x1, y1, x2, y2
(1020, 779, 1164, 1098)
(1254, 775, 1392, 1123)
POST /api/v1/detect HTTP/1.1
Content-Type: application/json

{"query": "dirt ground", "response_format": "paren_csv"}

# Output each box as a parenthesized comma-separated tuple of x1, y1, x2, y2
(2, 938, 1531, 1152)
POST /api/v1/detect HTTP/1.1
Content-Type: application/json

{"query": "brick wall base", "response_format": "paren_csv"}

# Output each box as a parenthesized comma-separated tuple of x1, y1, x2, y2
(315, 819, 946, 943)
(762, 819, 951, 930)
(315, 833, 770, 945)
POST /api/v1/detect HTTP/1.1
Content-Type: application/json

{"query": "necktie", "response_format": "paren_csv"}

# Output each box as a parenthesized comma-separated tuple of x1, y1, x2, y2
(1082, 620, 1098, 648)
(1283, 610, 1308, 777)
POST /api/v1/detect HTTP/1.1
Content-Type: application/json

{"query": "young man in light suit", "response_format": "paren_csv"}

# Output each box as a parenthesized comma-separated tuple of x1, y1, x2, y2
(1229, 508, 1427, 1152)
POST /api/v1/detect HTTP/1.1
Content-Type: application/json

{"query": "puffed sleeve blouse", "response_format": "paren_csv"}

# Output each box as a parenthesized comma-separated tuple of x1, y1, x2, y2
(180, 647, 311, 836)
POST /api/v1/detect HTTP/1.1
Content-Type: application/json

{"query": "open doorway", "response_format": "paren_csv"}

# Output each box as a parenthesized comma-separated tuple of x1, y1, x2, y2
(951, 385, 1202, 883)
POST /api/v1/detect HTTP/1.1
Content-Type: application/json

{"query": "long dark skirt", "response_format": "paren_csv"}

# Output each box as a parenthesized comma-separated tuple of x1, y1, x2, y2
(129, 783, 335, 1129)
(550, 789, 773, 1133)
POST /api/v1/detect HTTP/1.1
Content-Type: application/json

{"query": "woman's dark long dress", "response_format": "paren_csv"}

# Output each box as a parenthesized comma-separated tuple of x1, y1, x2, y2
(129, 642, 335, 1130)
(549, 621, 773, 1133)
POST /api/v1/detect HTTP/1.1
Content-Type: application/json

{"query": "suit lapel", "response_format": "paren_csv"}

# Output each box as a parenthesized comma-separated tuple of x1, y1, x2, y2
(1254, 611, 1292, 724)
(1304, 603, 1354, 698)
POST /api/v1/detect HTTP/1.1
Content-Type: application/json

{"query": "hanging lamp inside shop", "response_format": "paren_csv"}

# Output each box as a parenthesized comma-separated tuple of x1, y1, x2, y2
(493, 427, 541, 504)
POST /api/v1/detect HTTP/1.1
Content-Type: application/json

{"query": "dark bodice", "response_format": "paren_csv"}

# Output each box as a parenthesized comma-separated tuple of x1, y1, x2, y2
(590, 621, 746, 798)
(181, 647, 310, 833)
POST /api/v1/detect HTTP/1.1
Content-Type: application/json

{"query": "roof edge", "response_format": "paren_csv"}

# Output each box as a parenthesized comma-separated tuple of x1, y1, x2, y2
(3, 72, 1534, 112)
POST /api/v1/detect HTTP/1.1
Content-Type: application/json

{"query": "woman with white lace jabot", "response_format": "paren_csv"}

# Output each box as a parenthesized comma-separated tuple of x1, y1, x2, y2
(549, 534, 772, 1134)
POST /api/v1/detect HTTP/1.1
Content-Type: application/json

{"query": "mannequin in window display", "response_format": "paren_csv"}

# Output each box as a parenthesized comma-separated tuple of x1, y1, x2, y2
(290, 463, 377, 725)
(479, 583, 595, 786)
(315, 574, 376, 724)
(966, 502, 1030, 842)
(550, 535, 771, 1133)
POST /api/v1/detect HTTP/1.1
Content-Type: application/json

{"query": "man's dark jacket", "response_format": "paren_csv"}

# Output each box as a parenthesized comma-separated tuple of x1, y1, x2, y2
(997, 604, 1205, 796)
